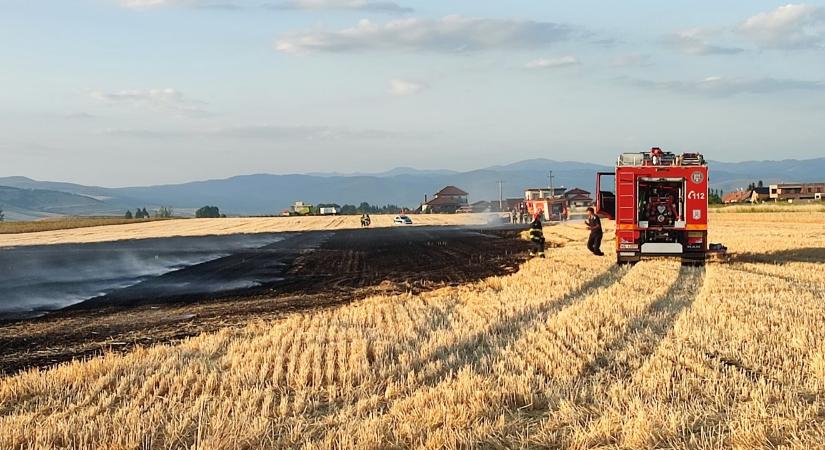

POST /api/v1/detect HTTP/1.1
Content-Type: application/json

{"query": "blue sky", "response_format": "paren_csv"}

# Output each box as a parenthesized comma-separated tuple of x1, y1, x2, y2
(2, 1, 824, 186)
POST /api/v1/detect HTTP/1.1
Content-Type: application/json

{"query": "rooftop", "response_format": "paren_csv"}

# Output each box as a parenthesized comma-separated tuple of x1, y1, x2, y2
(435, 186, 468, 197)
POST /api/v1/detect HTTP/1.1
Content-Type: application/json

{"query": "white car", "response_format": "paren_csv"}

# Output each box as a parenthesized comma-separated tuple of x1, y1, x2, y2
(393, 215, 413, 225)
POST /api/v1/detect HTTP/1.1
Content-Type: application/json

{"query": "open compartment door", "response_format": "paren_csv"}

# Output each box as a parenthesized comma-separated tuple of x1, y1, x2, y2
(596, 172, 616, 219)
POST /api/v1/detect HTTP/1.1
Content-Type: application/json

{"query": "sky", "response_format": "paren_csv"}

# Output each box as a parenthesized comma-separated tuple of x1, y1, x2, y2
(2, 1, 824, 186)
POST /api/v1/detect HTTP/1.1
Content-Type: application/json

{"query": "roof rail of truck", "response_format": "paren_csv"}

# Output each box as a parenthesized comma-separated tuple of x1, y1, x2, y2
(617, 152, 706, 167)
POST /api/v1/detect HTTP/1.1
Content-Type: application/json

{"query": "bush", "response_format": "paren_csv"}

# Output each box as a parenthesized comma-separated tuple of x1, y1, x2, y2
(195, 206, 222, 218)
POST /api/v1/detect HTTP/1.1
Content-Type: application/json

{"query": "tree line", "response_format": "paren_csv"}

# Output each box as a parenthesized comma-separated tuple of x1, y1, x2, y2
(317, 203, 409, 215)
(124, 207, 173, 219)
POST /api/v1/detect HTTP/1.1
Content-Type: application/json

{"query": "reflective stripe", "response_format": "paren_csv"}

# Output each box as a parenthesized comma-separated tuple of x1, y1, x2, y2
(617, 223, 635, 230)
(686, 224, 708, 230)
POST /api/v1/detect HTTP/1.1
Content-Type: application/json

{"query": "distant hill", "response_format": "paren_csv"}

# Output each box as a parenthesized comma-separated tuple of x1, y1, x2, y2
(1, 157, 823, 219)
(0, 186, 118, 221)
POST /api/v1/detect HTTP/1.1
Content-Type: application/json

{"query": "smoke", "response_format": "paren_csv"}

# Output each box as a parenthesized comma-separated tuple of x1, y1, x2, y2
(0, 233, 286, 317)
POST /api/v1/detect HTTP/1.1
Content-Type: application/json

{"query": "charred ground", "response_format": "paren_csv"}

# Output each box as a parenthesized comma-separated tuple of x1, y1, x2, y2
(0, 226, 530, 375)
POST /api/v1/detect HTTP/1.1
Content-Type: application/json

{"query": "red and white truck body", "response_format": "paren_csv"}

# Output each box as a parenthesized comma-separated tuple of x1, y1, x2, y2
(596, 149, 709, 265)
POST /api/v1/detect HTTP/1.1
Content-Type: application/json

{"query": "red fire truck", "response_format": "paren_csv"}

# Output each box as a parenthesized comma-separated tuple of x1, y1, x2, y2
(595, 148, 709, 266)
(524, 188, 569, 222)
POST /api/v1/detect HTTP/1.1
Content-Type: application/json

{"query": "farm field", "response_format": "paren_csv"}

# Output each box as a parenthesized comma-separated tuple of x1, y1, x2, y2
(0, 217, 176, 235)
(0, 214, 494, 247)
(1, 212, 824, 449)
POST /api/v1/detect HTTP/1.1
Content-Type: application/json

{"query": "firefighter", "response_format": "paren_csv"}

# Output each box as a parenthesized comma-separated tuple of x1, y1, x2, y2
(585, 207, 604, 256)
(528, 212, 545, 258)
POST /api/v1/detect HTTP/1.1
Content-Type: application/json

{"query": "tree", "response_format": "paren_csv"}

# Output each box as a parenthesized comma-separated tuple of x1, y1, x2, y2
(0, 208, 4, 222)
(125, 210, 133, 219)
(357, 202, 371, 214)
(195, 206, 221, 218)
(757, 180, 764, 188)
(708, 189, 723, 205)
(340, 204, 357, 215)
(142, 208, 150, 218)
(155, 206, 174, 218)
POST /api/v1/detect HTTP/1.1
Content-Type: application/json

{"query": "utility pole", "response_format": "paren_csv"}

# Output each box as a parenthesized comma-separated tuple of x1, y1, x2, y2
(547, 170, 555, 198)
(497, 180, 504, 211)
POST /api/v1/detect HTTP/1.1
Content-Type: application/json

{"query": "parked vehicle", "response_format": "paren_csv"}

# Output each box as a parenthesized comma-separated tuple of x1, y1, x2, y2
(393, 215, 413, 225)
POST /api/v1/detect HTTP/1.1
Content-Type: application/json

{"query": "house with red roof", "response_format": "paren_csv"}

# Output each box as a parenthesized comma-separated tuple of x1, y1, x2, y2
(421, 186, 469, 213)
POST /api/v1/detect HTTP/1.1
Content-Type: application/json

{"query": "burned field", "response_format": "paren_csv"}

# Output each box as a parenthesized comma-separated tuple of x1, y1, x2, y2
(1, 213, 824, 449)
(0, 226, 529, 375)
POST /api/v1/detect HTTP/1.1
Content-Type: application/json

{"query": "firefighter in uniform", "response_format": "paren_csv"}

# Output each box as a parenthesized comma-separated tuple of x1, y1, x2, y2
(585, 207, 604, 256)
(528, 212, 545, 258)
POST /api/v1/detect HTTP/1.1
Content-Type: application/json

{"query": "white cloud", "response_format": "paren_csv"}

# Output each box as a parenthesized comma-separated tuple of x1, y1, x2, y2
(120, 0, 175, 9)
(271, 0, 411, 13)
(524, 55, 578, 69)
(90, 88, 210, 117)
(737, 4, 825, 49)
(118, 0, 411, 12)
(665, 28, 744, 55)
(103, 124, 402, 140)
(275, 16, 576, 53)
(628, 76, 825, 96)
(387, 79, 424, 96)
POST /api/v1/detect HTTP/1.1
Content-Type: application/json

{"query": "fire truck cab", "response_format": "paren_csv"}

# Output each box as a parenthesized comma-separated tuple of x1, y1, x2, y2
(596, 148, 709, 266)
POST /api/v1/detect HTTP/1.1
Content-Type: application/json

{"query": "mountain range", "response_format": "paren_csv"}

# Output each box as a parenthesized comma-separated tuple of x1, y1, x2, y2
(1, 157, 823, 220)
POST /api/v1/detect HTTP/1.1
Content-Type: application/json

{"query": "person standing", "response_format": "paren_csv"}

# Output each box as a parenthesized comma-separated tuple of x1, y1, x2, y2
(529, 213, 545, 258)
(585, 207, 604, 256)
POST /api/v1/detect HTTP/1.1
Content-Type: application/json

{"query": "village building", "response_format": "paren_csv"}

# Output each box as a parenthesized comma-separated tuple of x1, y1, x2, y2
(769, 183, 825, 202)
(421, 186, 469, 213)
(563, 187, 594, 208)
(750, 187, 770, 203)
(722, 190, 752, 204)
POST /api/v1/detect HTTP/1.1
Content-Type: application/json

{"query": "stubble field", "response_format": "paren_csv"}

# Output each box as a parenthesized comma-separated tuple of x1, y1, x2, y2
(0, 214, 494, 248)
(1, 212, 824, 449)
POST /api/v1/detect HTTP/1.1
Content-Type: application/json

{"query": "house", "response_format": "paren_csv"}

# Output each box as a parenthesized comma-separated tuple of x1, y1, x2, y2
(421, 186, 469, 213)
(722, 190, 751, 204)
(564, 188, 594, 208)
(750, 187, 770, 204)
(769, 183, 825, 202)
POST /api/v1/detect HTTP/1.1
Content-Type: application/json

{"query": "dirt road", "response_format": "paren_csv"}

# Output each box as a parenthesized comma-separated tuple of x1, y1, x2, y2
(0, 225, 529, 375)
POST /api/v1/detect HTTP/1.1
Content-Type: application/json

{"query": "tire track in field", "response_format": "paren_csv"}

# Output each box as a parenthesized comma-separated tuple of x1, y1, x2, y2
(569, 262, 823, 449)
(298, 260, 630, 430)
(577, 265, 706, 380)
(496, 261, 688, 384)
(480, 263, 704, 448)
(402, 264, 631, 391)
(724, 264, 825, 294)
(359, 261, 674, 447)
